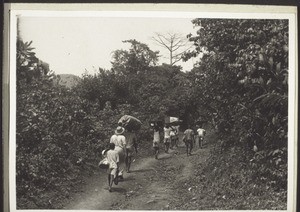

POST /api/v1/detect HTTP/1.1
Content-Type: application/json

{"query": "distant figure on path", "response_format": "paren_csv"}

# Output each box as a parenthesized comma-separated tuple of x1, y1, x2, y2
(152, 124, 161, 159)
(124, 129, 137, 173)
(163, 124, 172, 153)
(173, 125, 180, 147)
(197, 124, 206, 148)
(106, 143, 120, 192)
(170, 126, 177, 149)
(183, 126, 194, 156)
(110, 126, 126, 179)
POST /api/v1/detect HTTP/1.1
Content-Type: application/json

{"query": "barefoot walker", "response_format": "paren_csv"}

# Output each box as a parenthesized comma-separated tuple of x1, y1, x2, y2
(106, 143, 120, 192)
(183, 126, 194, 156)
(124, 129, 137, 173)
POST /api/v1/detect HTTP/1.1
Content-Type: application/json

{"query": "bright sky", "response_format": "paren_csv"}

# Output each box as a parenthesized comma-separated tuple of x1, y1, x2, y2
(19, 16, 199, 76)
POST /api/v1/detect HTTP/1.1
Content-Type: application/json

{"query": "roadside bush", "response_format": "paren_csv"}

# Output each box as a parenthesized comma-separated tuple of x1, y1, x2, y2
(185, 19, 288, 189)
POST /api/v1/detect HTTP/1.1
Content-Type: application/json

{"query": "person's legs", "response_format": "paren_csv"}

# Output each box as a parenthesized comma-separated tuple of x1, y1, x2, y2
(108, 173, 114, 192)
(190, 140, 193, 155)
(125, 157, 128, 171)
(170, 137, 175, 149)
(185, 141, 189, 156)
(155, 146, 159, 159)
(199, 137, 203, 148)
(199, 136, 202, 148)
(125, 150, 129, 172)
(108, 174, 111, 189)
(164, 139, 169, 153)
(166, 141, 170, 153)
(127, 156, 132, 172)
(116, 148, 125, 179)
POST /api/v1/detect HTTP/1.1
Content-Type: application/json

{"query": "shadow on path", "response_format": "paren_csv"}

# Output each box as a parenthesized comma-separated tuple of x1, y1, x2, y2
(130, 168, 153, 173)
(122, 176, 136, 181)
(111, 187, 127, 193)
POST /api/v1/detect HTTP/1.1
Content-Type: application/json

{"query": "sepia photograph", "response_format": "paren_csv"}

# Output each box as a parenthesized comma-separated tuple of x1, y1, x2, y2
(4, 3, 297, 212)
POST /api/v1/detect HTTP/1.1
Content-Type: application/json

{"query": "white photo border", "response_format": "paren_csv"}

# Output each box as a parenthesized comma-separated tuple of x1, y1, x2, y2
(5, 3, 298, 212)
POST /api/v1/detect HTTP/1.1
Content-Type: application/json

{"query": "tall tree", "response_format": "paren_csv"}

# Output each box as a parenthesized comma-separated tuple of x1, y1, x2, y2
(111, 39, 159, 75)
(111, 39, 160, 104)
(152, 32, 192, 65)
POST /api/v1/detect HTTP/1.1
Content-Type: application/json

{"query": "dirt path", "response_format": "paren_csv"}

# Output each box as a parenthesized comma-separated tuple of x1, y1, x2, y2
(64, 136, 212, 210)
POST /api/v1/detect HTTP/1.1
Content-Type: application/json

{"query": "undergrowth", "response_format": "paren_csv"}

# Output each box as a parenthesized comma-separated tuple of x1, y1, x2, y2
(170, 132, 287, 210)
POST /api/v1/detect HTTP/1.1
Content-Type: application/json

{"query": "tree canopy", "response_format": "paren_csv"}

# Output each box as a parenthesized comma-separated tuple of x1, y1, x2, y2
(111, 39, 160, 75)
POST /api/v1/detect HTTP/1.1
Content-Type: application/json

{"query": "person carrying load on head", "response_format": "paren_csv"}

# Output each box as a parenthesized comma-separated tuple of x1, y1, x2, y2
(124, 129, 137, 173)
(118, 115, 141, 173)
(110, 126, 126, 180)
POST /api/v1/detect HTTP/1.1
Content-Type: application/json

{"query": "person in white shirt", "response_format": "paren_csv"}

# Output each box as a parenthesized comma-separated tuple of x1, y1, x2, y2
(196, 124, 206, 148)
(152, 124, 160, 159)
(110, 126, 126, 179)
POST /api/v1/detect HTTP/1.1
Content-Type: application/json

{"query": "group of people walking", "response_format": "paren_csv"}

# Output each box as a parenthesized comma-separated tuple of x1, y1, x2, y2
(152, 123, 180, 157)
(101, 120, 206, 192)
(151, 122, 206, 159)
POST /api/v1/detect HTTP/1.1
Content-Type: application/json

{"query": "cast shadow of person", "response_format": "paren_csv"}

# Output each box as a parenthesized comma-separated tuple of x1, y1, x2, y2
(111, 187, 127, 193)
(130, 168, 153, 173)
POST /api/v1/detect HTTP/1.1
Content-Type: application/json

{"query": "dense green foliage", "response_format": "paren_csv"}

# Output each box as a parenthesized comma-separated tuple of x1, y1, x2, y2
(16, 18, 288, 209)
(184, 19, 288, 188)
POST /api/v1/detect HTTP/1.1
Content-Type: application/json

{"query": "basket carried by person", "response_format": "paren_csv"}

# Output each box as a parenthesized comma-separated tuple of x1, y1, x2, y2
(98, 158, 109, 169)
(118, 115, 142, 131)
(98, 149, 109, 169)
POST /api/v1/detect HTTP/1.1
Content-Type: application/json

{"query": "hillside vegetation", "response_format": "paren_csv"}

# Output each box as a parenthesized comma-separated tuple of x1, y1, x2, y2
(16, 19, 288, 209)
